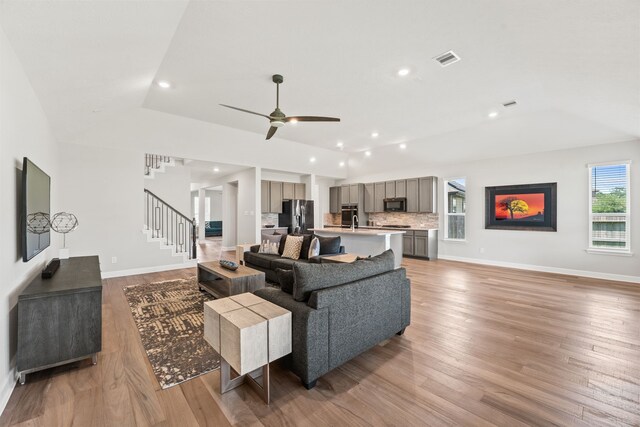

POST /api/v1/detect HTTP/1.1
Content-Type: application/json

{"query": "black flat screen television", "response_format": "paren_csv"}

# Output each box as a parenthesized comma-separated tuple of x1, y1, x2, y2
(22, 157, 51, 262)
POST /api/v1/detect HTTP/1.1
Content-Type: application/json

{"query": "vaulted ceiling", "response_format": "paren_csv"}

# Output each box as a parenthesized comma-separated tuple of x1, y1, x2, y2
(1, 0, 638, 175)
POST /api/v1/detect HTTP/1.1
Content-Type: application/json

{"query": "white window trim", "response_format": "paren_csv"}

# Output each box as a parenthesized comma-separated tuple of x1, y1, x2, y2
(443, 177, 466, 242)
(587, 161, 631, 255)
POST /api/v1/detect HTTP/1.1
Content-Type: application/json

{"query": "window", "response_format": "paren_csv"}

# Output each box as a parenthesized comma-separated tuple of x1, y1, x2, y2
(588, 162, 630, 253)
(444, 178, 466, 240)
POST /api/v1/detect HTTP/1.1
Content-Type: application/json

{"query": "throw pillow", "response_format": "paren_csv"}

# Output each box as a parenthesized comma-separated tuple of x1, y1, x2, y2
(292, 249, 395, 302)
(295, 234, 314, 260)
(258, 240, 279, 254)
(278, 234, 288, 256)
(261, 232, 282, 245)
(317, 235, 341, 255)
(275, 268, 295, 294)
(308, 237, 320, 258)
(281, 235, 304, 260)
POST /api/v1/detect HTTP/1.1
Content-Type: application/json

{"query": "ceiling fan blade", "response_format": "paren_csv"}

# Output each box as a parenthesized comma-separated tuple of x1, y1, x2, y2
(285, 116, 340, 122)
(266, 126, 278, 140)
(220, 104, 270, 119)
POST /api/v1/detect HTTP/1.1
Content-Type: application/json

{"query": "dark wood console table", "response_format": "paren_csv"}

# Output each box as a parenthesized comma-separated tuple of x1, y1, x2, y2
(17, 256, 102, 384)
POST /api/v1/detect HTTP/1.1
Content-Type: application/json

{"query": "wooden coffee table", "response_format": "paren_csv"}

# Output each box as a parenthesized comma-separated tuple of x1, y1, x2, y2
(197, 261, 265, 299)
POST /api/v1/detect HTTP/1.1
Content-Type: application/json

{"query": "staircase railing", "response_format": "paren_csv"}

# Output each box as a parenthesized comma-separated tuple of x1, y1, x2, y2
(145, 154, 172, 176)
(144, 189, 197, 259)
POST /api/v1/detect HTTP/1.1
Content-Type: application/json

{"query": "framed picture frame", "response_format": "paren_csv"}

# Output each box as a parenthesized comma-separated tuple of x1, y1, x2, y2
(485, 183, 557, 231)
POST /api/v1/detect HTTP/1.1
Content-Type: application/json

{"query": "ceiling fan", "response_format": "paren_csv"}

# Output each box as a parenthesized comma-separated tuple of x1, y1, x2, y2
(220, 74, 340, 140)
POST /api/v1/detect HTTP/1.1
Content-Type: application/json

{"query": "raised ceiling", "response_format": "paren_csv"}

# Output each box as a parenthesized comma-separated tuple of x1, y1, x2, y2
(1, 0, 638, 167)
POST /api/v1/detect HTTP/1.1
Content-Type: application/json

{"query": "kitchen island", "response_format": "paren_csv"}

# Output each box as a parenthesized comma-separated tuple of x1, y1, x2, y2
(310, 228, 405, 268)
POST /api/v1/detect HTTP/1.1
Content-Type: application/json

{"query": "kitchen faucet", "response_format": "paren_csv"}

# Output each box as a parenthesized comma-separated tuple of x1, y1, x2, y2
(351, 215, 358, 231)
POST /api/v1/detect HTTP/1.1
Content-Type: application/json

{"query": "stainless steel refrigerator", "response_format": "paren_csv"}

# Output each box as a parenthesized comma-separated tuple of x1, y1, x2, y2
(279, 200, 314, 234)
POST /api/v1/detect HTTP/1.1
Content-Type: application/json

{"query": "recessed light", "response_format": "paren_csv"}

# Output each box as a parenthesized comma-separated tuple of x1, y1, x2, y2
(157, 80, 171, 89)
(310, 157, 316, 163)
(488, 111, 498, 119)
(365, 151, 372, 157)
(336, 141, 344, 148)
(339, 161, 345, 167)
(371, 132, 379, 138)
(213, 167, 220, 172)
(397, 68, 410, 77)
(399, 143, 407, 149)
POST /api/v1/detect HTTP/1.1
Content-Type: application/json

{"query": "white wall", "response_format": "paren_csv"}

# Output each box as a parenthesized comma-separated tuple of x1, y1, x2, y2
(0, 26, 60, 413)
(343, 140, 640, 282)
(57, 143, 190, 273)
(191, 190, 222, 222)
(145, 161, 191, 218)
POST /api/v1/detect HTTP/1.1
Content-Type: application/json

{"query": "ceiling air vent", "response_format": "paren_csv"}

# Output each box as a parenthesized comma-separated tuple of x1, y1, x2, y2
(434, 50, 460, 67)
(502, 100, 517, 108)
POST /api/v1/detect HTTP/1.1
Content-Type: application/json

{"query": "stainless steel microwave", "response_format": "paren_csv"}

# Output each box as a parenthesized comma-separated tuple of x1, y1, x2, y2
(383, 198, 407, 212)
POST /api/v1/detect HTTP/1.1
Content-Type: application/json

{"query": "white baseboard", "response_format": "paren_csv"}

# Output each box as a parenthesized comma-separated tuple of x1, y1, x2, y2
(0, 367, 16, 416)
(101, 260, 198, 278)
(437, 255, 640, 284)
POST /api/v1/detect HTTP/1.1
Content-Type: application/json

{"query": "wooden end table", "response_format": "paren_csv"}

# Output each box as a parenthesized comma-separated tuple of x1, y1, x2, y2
(197, 261, 265, 299)
(204, 293, 292, 404)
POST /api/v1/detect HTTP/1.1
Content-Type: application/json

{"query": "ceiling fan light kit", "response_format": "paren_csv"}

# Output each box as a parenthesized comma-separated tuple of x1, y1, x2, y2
(220, 74, 340, 140)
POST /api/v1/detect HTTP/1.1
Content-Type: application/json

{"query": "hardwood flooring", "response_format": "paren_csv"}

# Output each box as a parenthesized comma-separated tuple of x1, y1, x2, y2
(1, 241, 639, 426)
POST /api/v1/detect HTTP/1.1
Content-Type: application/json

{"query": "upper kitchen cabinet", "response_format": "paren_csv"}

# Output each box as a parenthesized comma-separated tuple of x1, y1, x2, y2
(329, 186, 341, 213)
(385, 181, 396, 198)
(341, 185, 350, 205)
(269, 181, 283, 213)
(364, 183, 374, 213)
(349, 184, 360, 204)
(261, 180, 270, 213)
(406, 178, 419, 213)
(294, 183, 306, 199)
(282, 182, 295, 200)
(395, 180, 406, 198)
(419, 177, 438, 213)
(374, 182, 385, 212)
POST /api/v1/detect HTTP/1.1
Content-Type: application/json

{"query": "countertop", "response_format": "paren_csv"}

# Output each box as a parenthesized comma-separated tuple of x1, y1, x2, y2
(324, 225, 438, 232)
(310, 228, 406, 236)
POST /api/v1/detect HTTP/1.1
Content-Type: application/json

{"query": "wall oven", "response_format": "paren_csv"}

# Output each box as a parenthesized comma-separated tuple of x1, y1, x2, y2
(383, 198, 407, 212)
(341, 205, 358, 228)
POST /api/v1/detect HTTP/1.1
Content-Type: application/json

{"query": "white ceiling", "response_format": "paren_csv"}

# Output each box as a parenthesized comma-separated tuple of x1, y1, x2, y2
(1, 0, 639, 172)
(183, 159, 248, 184)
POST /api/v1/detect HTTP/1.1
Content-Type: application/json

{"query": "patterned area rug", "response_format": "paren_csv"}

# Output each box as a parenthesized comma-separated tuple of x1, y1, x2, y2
(123, 277, 220, 389)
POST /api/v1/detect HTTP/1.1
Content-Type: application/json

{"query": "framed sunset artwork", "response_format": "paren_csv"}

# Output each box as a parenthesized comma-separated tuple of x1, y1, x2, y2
(485, 183, 557, 231)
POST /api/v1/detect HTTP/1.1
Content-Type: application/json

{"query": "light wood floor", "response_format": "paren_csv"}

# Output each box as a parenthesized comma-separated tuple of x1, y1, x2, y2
(1, 239, 639, 426)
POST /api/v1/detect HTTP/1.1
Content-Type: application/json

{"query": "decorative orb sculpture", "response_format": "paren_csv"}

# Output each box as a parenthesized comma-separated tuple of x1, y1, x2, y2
(51, 212, 79, 248)
(26, 212, 50, 234)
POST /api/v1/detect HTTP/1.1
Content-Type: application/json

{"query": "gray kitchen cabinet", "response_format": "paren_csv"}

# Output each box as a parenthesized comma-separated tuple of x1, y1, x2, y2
(406, 178, 419, 212)
(419, 177, 437, 213)
(349, 184, 360, 204)
(395, 180, 406, 198)
(282, 182, 295, 200)
(269, 181, 283, 213)
(341, 185, 350, 205)
(403, 231, 414, 255)
(385, 181, 396, 198)
(364, 183, 374, 213)
(261, 180, 270, 213)
(374, 182, 385, 212)
(329, 186, 340, 213)
(17, 256, 102, 384)
(414, 231, 428, 257)
(294, 183, 306, 199)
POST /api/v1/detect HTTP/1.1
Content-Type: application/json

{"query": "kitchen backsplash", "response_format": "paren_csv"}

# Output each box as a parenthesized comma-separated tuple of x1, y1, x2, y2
(368, 212, 439, 229)
(323, 212, 439, 229)
(261, 213, 279, 226)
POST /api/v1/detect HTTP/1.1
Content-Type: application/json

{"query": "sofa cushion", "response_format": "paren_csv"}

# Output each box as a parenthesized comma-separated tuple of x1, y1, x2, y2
(317, 235, 341, 255)
(292, 249, 395, 302)
(271, 257, 300, 271)
(275, 268, 295, 294)
(244, 252, 280, 269)
(282, 235, 304, 260)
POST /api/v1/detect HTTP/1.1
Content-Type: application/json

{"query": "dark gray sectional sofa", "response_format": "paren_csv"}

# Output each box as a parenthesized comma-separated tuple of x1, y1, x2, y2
(244, 234, 344, 283)
(254, 249, 410, 389)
